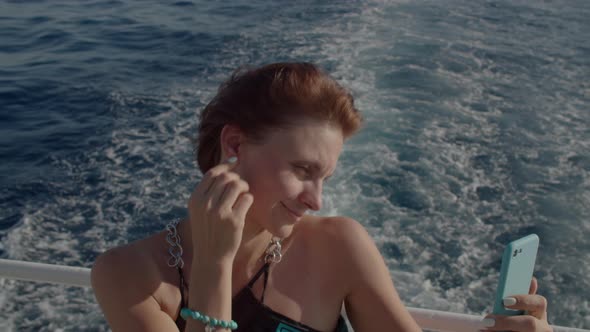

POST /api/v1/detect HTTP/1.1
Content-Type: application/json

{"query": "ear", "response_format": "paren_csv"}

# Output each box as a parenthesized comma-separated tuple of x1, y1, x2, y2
(219, 124, 243, 161)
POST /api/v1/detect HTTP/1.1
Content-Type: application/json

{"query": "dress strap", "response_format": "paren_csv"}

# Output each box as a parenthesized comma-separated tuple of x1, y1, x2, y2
(178, 265, 188, 307)
(247, 262, 271, 304)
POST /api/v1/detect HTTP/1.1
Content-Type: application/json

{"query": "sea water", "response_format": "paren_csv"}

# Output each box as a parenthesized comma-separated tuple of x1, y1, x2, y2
(0, 0, 589, 330)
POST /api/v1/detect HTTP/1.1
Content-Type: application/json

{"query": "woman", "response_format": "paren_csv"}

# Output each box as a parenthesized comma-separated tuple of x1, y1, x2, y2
(91, 63, 552, 332)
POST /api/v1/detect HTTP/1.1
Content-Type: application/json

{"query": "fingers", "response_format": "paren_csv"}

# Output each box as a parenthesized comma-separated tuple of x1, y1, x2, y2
(195, 156, 251, 217)
(197, 157, 239, 197)
(530, 277, 538, 295)
(206, 172, 236, 207)
(482, 314, 551, 332)
(503, 294, 548, 320)
(219, 178, 250, 211)
(233, 193, 254, 220)
(187, 156, 249, 262)
(483, 277, 552, 332)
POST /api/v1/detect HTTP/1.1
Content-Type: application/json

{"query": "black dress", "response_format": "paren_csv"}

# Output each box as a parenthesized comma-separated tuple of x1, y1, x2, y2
(174, 262, 349, 332)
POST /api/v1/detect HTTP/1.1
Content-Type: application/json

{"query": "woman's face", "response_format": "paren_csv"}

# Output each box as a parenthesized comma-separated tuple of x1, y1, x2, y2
(236, 119, 344, 238)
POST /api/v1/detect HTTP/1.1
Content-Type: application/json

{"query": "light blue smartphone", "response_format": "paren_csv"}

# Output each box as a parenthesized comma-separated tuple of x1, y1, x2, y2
(492, 234, 539, 315)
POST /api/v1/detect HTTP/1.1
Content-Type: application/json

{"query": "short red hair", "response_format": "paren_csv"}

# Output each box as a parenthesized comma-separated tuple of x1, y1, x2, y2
(194, 62, 362, 173)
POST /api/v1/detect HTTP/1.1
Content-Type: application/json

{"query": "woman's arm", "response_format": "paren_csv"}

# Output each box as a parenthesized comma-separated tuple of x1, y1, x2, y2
(183, 259, 234, 331)
(183, 155, 253, 332)
(92, 242, 235, 332)
(93, 157, 249, 332)
(329, 217, 422, 332)
(91, 246, 180, 332)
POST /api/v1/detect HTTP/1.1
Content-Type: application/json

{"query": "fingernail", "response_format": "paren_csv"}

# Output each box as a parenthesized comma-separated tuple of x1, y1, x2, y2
(481, 318, 495, 328)
(503, 297, 517, 306)
(227, 156, 238, 164)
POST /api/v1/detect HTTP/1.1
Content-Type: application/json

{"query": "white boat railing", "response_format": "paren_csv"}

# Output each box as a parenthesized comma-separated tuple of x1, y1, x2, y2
(0, 258, 586, 332)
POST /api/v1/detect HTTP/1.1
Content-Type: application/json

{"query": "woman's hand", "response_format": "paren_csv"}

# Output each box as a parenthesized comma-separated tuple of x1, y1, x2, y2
(187, 157, 254, 265)
(482, 277, 552, 332)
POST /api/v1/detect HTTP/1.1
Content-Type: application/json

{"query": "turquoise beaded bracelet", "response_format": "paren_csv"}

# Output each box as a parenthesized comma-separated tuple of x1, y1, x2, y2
(180, 308, 238, 330)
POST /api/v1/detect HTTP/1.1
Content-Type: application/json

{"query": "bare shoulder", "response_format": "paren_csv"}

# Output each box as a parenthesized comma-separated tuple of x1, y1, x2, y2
(299, 216, 375, 290)
(91, 235, 179, 331)
(302, 216, 421, 332)
(303, 215, 373, 253)
(92, 240, 155, 277)
(301, 215, 401, 293)
(91, 239, 161, 305)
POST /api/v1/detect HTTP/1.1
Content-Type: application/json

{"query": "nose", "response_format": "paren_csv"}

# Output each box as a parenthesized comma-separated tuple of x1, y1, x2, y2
(301, 180, 323, 211)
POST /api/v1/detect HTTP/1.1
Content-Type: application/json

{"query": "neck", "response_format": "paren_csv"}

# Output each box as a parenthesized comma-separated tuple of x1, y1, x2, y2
(178, 217, 274, 273)
(233, 217, 274, 270)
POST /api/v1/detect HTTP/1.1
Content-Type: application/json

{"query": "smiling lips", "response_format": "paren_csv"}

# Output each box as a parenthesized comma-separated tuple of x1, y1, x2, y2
(281, 202, 304, 219)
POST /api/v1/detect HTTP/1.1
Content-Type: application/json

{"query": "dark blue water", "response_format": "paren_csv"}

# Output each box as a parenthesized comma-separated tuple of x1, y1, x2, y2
(1, 1, 589, 330)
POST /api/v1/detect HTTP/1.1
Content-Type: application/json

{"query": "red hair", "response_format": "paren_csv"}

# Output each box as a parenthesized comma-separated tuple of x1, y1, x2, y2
(194, 62, 362, 173)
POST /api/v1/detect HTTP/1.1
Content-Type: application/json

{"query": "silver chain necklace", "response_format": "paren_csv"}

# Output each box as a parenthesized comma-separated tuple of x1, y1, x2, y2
(263, 238, 283, 263)
(165, 219, 283, 268)
(166, 219, 184, 269)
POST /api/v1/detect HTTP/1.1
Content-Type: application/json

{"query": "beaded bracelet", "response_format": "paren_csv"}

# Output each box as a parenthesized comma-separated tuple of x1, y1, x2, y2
(180, 308, 238, 331)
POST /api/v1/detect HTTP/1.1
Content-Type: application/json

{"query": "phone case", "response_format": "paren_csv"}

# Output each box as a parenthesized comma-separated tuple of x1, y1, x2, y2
(492, 234, 539, 315)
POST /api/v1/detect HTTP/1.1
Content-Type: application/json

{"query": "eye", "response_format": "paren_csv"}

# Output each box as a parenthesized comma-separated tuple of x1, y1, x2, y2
(293, 164, 311, 178)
